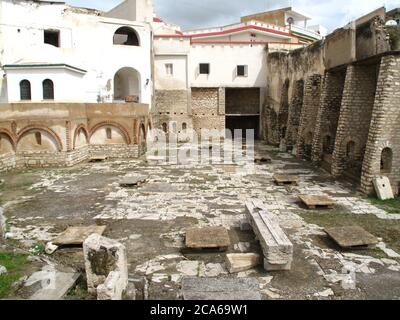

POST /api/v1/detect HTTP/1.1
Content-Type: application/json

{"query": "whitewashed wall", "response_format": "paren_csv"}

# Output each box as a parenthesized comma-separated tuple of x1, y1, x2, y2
(0, 0, 152, 106)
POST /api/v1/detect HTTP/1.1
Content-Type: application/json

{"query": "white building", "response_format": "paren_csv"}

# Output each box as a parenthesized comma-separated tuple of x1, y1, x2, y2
(152, 7, 323, 138)
(0, 0, 153, 106)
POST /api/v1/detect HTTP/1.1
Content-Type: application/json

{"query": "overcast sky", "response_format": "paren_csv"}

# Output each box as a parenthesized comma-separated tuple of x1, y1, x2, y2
(67, 0, 398, 32)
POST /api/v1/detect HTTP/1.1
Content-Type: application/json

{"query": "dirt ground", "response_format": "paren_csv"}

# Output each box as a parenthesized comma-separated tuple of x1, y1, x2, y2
(1, 141, 400, 300)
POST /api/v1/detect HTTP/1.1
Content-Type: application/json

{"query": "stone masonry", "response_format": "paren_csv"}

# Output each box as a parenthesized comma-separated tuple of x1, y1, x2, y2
(331, 63, 379, 179)
(361, 54, 400, 194)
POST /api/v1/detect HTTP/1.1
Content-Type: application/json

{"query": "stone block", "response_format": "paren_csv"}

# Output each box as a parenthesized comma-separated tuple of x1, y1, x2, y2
(181, 277, 262, 300)
(83, 234, 128, 299)
(373, 176, 394, 200)
(226, 253, 261, 273)
(246, 199, 293, 271)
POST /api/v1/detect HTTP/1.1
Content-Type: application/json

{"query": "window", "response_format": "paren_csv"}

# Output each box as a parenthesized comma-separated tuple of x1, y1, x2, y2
(237, 65, 248, 77)
(113, 27, 140, 46)
(44, 30, 60, 47)
(199, 63, 210, 75)
(165, 64, 173, 76)
(20, 80, 31, 100)
(346, 141, 356, 159)
(35, 132, 42, 145)
(162, 123, 168, 133)
(381, 148, 393, 173)
(182, 123, 187, 131)
(42, 79, 54, 100)
(106, 128, 112, 140)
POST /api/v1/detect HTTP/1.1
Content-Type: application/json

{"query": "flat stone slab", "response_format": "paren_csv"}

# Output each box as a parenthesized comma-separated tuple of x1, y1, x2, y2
(89, 155, 108, 162)
(325, 226, 379, 248)
(185, 227, 230, 250)
(119, 175, 148, 187)
(52, 225, 106, 246)
(373, 176, 394, 200)
(26, 265, 79, 300)
(273, 174, 299, 186)
(299, 195, 336, 209)
(181, 277, 262, 300)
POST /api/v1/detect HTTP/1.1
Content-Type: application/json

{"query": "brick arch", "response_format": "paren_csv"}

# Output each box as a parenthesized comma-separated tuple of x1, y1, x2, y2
(0, 128, 17, 151)
(17, 125, 63, 152)
(89, 121, 131, 145)
(73, 124, 89, 149)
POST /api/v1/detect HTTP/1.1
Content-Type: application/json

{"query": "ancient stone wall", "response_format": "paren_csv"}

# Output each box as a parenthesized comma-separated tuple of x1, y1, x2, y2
(285, 79, 304, 148)
(0, 103, 150, 172)
(361, 54, 400, 194)
(296, 74, 323, 159)
(191, 88, 225, 133)
(311, 68, 346, 166)
(331, 63, 379, 180)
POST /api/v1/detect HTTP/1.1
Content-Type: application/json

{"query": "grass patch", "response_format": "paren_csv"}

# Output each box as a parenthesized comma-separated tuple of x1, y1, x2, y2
(368, 197, 400, 214)
(0, 252, 28, 299)
(29, 243, 45, 256)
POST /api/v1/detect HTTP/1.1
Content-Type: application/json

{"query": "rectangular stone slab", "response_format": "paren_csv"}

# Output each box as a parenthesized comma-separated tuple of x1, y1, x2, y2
(299, 195, 336, 209)
(373, 176, 394, 200)
(182, 277, 261, 300)
(90, 155, 108, 162)
(185, 227, 230, 249)
(273, 174, 299, 185)
(246, 199, 293, 271)
(325, 226, 378, 248)
(53, 225, 106, 246)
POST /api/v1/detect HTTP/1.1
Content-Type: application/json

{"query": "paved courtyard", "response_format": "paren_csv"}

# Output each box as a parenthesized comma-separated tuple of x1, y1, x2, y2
(1, 141, 400, 300)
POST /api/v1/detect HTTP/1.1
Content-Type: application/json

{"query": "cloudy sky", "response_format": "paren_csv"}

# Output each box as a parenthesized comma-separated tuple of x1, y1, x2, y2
(67, 0, 398, 32)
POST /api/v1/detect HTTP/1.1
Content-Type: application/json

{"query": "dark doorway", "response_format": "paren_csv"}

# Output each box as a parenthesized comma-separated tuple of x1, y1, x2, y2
(226, 116, 260, 139)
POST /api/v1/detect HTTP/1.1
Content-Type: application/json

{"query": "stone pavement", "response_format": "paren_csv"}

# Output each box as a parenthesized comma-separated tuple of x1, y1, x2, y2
(1, 141, 400, 299)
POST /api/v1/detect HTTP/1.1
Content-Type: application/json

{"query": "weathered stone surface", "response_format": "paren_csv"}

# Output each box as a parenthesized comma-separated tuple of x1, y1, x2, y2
(325, 226, 378, 248)
(97, 271, 129, 300)
(52, 225, 106, 246)
(226, 253, 261, 273)
(373, 176, 394, 200)
(273, 174, 299, 186)
(83, 234, 128, 299)
(119, 175, 148, 188)
(299, 195, 336, 209)
(45, 242, 59, 255)
(185, 226, 230, 249)
(246, 199, 293, 271)
(25, 265, 79, 300)
(181, 277, 262, 300)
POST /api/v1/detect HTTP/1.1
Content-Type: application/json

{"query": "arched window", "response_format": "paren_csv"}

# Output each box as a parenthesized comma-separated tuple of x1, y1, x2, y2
(182, 123, 187, 131)
(20, 80, 31, 100)
(381, 147, 393, 173)
(106, 128, 112, 140)
(113, 27, 140, 46)
(35, 132, 42, 145)
(162, 123, 168, 133)
(43, 79, 54, 100)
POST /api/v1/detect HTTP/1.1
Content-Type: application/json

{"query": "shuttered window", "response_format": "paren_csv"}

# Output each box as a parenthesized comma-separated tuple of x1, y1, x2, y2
(20, 80, 31, 100)
(43, 79, 54, 100)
